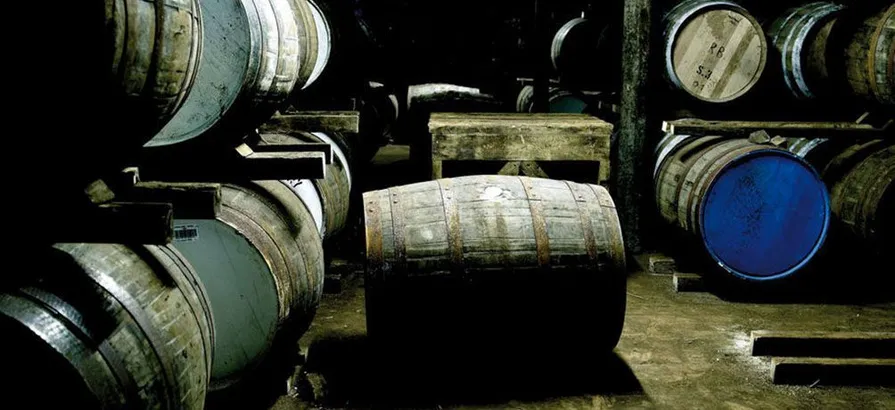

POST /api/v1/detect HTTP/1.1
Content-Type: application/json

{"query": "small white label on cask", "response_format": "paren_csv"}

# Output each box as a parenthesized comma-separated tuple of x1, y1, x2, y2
(174, 224, 200, 242)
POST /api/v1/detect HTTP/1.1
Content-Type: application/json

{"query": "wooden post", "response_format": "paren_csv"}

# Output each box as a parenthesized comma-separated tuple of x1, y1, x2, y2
(617, 0, 653, 253)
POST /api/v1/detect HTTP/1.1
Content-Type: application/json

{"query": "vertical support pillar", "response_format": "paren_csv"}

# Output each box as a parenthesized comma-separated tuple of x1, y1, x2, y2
(617, 0, 653, 253)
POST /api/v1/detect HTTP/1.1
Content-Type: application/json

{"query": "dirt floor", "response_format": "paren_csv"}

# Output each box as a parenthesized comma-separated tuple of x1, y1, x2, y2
(261, 260, 894, 410)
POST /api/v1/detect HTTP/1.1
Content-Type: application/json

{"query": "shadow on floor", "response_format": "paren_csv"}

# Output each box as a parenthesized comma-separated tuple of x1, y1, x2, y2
(302, 334, 645, 408)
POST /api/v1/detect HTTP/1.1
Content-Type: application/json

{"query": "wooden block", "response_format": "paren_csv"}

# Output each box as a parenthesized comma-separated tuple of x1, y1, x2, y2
(53, 202, 173, 245)
(673, 272, 705, 293)
(771, 357, 895, 386)
(752, 331, 895, 358)
(84, 179, 116, 205)
(648, 255, 676, 274)
(662, 119, 888, 138)
(262, 111, 360, 135)
(128, 182, 222, 220)
(140, 150, 326, 182)
(252, 142, 333, 164)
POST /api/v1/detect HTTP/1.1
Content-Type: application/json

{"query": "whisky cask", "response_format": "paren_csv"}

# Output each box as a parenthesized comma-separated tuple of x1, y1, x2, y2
(768, 2, 845, 99)
(149, 0, 301, 147)
(516, 86, 590, 114)
(551, 17, 620, 89)
(173, 181, 324, 390)
(109, 0, 203, 139)
(263, 132, 353, 239)
(655, 135, 830, 282)
(843, 5, 895, 105)
(830, 144, 894, 253)
(363, 175, 626, 359)
(663, 0, 768, 103)
(1, 244, 213, 409)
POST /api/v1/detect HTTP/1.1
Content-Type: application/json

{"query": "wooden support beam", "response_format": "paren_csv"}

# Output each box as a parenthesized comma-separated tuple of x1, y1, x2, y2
(252, 142, 333, 164)
(52, 202, 174, 245)
(127, 182, 222, 220)
(139, 145, 327, 182)
(673, 272, 705, 293)
(662, 119, 890, 138)
(262, 111, 360, 135)
(771, 358, 895, 386)
(617, 0, 654, 252)
(752, 331, 895, 358)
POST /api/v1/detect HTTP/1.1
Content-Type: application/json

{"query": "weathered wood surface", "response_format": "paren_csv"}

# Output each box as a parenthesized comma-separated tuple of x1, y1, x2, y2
(771, 357, 895, 386)
(49, 202, 174, 245)
(1, 243, 213, 409)
(768, 2, 844, 99)
(752, 331, 895, 358)
(829, 144, 894, 253)
(253, 140, 333, 164)
(844, 5, 895, 105)
(126, 182, 222, 220)
(110, 0, 202, 139)
(429, 113, 613, 184)
(663, 0, 767, 102)
(363, 176, 627, 356)
(673, 272, 705, 293)
(173, 182, 324, 391)
(551, 17, 620, 89)
(262, 111, 361, 135)
(150, 0, 302, 147)
(299, 0, 332, 89)
(662, 119, 889, 137)
(293, 0, 319, 90)
(268, 133, 353, 240)
(139, 144, 327, 182)
(619, 0, 653, 253)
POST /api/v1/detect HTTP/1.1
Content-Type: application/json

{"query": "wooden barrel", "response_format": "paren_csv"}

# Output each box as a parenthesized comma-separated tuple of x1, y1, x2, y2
(768, 2, 845, 99)
(1, 244, 213, 409)
(293, 0, 332, 90)
(826, 143, 894, 253)
(655, 135, 830, 282)
(363, 175, 627, 358)
(551, 17, 620, 89)
(262, 132, 353, 239)
(516, 86, 590, 113)
(109, 0, 203, 139)
(843, 5, 895, 105)
(148, 0, 301, 147)
(173, 181, 324, 390)
(663, 0, 768, 103)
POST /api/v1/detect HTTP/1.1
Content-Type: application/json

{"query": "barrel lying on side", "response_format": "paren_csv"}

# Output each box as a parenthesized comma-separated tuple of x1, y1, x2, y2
(1, 244, 213, 410)
(768, 2, 844, 99)
(516, 85, 591, 114)
(262, 132, 353, 240)
(790, 139, 895, 254)
(551, 17, 620, 89)
(149, 0, 301, 147)
(110, 0, 203, 139)
(663, 0, 768, 103)
(655, 135, 830, 282)
(173, 181, 324, 391)
(843, 5, 895, 106)
(364, 175, 626, 361)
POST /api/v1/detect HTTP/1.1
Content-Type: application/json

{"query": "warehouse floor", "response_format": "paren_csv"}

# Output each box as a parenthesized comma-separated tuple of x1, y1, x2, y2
(266, 261, 894, 410)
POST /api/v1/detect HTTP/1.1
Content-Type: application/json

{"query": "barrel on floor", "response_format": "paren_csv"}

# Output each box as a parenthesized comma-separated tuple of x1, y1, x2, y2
(0, 244, 213, 410)
(363, 175, 627, 363)
(655, 135, 830, 282)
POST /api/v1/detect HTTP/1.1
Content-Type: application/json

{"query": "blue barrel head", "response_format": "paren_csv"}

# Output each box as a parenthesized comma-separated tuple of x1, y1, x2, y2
(700, 150, 830, 281)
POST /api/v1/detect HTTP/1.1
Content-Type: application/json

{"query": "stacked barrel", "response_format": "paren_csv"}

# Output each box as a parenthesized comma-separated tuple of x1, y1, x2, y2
(788, 139, 894, 257)
(768, 2, 894, 105)
(9, 0, 349, 407)
(654, 134, 831, 283)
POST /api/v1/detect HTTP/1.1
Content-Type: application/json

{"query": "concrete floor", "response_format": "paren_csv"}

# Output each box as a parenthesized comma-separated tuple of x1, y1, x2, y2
(267, 263, 894, 410)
